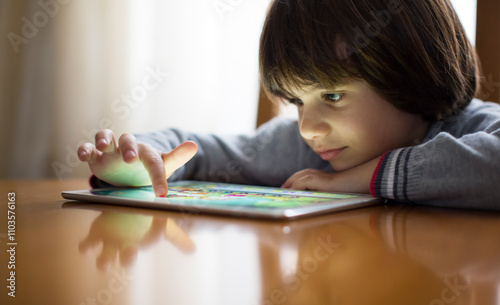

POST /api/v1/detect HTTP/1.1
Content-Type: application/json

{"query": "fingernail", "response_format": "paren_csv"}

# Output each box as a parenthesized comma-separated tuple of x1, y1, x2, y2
(124, 150, 136, 160)
(79, 150, 87, 158)
(155, 186, 167, 197)
(97, 139, 108, 149)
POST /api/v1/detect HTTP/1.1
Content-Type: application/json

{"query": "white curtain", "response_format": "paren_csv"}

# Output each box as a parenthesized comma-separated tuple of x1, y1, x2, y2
(450, 0, 476, 45)
(0, 0, 271, 179)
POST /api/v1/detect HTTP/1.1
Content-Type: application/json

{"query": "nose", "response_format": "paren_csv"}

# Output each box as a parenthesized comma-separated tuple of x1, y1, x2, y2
(298, 105, 331, 140)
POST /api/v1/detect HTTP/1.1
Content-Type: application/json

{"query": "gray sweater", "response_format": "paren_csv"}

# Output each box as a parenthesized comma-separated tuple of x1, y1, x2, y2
(134, 99, 500, 210)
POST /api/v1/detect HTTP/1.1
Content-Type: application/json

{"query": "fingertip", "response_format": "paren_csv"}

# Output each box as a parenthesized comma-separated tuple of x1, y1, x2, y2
(154, 185, 168, 197)
(185, 140, 198, 150)
(188, 141, 199, 156)
(177, 141, 198, 158)
(123, 150, 137, 163)
(78, 143, 98, 162)
(96, 138, 109, 151)
(119, 133, 139, 162)
(162, 142, 199, 178)
(78, 148, 89, 161)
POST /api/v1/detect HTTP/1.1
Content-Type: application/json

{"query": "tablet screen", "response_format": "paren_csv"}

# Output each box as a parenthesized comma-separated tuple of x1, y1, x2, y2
(90, 181, 359, 209)
(63, 181, 380, 219)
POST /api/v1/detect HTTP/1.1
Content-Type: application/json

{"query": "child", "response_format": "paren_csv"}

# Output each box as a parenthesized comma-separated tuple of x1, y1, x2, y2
(78, 0, 500, 210)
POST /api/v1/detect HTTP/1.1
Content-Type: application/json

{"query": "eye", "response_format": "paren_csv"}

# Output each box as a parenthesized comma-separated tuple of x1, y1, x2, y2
(322, 93, 344, 103)
(287, 98, 304, 106)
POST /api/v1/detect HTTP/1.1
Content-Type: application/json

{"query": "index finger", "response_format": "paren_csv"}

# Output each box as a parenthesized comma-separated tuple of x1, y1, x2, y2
(137, 144, 168, 197)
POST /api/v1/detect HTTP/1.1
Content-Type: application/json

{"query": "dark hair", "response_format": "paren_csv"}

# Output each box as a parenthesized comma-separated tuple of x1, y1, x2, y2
(259, 0, 480, 120)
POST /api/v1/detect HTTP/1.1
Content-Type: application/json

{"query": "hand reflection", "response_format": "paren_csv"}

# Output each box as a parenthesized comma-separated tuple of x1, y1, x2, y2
(79, 212, 195, 270)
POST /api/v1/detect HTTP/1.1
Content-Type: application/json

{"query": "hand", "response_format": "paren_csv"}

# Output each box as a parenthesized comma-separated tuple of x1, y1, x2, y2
(281, 157, 381, 194)
(78, 129, 198, 196)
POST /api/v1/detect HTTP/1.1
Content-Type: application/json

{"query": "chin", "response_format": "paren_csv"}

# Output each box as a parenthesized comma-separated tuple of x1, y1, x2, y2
(329, 162, 353, 172)
(329, 157, 366, 172)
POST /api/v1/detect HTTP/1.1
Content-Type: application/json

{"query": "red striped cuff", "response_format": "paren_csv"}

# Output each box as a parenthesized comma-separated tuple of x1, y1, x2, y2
(370, 151, 390, 197)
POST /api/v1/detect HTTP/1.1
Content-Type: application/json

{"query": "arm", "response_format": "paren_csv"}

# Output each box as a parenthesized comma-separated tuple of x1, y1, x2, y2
(134, 117, 331, 186)
(81, 117, 330, 194)
(282, 100, 500, 209)
(372, 100, 500, 210)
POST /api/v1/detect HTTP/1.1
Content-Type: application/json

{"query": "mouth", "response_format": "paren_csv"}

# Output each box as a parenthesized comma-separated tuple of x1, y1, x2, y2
(316, 147, 346, 161)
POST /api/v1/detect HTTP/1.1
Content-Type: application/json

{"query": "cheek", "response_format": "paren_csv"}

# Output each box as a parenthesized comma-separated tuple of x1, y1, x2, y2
(343, 112, 406, 155)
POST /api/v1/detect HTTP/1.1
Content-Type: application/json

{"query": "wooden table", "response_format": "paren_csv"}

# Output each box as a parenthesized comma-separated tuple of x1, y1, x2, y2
(1, 179, 499, 305)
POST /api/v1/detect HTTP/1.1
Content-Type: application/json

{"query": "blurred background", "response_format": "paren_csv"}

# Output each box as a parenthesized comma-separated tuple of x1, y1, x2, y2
(0, 0, 496, 180)
(1, 0, 272, 179)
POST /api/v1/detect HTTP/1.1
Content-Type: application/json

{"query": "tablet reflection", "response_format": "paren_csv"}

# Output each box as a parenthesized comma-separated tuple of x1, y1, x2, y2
(259, 206, 500, 305)
(266, 222, 443, 304)
(79, 211, 195, 270)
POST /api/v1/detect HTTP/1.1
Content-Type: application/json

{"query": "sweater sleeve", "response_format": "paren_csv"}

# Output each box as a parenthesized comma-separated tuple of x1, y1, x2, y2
(134, 117, 330, 187)
(371, 100, 500, 210)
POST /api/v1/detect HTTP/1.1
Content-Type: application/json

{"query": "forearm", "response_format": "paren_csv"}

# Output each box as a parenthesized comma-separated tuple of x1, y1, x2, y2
(134, 117, 330, 186)
(372, 131, 500, 209)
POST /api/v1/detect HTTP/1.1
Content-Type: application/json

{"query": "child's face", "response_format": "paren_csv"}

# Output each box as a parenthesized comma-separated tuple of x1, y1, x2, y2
(287, 80, 430, 171)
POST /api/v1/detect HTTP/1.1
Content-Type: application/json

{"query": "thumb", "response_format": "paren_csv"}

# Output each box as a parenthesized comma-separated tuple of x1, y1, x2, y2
(162, 141, 198, 178)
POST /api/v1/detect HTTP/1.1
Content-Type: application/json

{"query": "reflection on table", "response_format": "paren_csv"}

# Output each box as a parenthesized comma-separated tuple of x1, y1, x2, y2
(1, 179, 498, 305)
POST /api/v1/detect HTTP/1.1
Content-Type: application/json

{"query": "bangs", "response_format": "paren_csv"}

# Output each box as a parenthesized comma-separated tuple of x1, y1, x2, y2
(259, 0, 359, 100)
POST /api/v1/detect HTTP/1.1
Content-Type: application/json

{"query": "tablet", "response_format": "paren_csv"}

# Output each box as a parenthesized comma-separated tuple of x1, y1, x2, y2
(61, 181, 381, 219)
